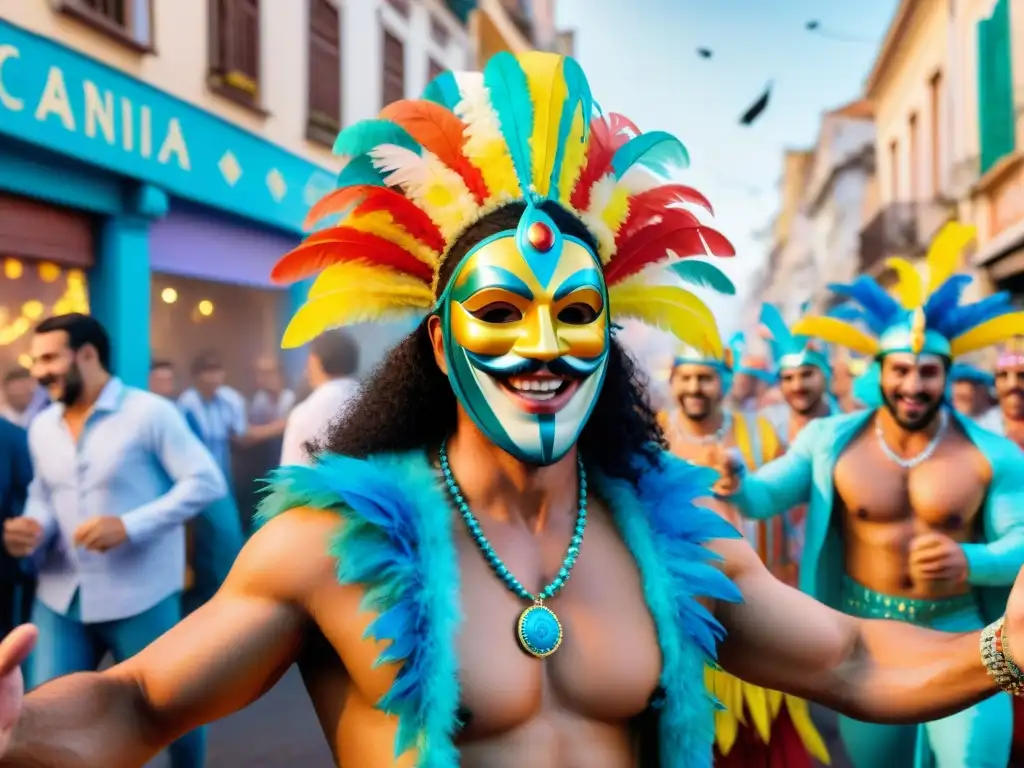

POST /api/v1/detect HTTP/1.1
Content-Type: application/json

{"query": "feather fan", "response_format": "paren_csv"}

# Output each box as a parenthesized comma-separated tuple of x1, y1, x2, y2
(380, 100, 489, 203)
(270, 228, 434, 284)
(617, 198, 702, 248)
(609, 281, 723, 356)
(826, 277, 901, 334)
(669, 260, 735, 294)
(453, 72, 520, 201)
(933, 291, 1015, 341)
(789, 316, 880, 357)
(282, 286, 431, 348)
(884, 257, 924, 309)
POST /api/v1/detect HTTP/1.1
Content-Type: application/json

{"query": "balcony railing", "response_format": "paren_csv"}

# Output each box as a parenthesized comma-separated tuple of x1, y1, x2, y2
(858, 201, 955, 274)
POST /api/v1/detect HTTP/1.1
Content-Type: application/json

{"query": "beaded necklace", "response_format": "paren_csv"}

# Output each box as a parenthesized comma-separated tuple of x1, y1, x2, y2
(439, 441, 587, 658)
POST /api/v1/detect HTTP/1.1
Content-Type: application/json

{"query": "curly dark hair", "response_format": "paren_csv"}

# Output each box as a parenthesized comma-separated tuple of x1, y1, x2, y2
(314, 202, 666, 482)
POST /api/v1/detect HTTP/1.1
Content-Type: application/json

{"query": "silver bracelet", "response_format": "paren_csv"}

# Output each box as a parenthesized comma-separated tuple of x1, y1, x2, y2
(981, 617, 1024, 696)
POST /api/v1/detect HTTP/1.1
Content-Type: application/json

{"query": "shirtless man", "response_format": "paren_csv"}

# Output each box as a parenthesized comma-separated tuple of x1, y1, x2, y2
(662, 338, 829, 768)
(1, 55, 1023, 768)
(717, 240, 1024, 767)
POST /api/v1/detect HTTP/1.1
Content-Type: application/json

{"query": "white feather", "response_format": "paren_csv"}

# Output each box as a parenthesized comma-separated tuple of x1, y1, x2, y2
(454, 74, 504, 156)
(620, 167, 663, 194)
(580, 174, 617, 262)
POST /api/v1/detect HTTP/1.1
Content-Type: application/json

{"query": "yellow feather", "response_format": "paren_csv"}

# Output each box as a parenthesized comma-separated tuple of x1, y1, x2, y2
(601, 183, 631, 243)
(790, 316, 880, 357)
(308, 261, 434, 300)
(925, 221, 975, 295)
(556, 106, 587, 205)
(344, 210, 439, 268)
(950, 311, 1024, 357)
(282, 285, 432, 349)
(454, 74, 521, 201)
(885, 256, 924, 309)
(706, 666, 741, 755)
(785, 696, 832, 763)
(519, 52, 567, 199)
(740, 680, 772, 744)
(732, 414, 755, 471)
(757, 416, 781, 463)
(609, 282, 723, 357)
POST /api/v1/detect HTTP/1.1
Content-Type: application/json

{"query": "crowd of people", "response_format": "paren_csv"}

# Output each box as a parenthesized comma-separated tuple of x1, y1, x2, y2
(0, 314, 360, 767)
(2, 50, 1024, 768)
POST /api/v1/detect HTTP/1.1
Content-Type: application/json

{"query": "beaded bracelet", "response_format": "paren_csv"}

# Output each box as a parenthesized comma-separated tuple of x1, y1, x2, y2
(981, 617, 1024, 696)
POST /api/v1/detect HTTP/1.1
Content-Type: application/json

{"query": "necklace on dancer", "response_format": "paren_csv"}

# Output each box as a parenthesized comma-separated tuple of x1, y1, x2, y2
(875, 408, 949, 469)
(439, 440, 586, 659)
(675, 410, 731, 446)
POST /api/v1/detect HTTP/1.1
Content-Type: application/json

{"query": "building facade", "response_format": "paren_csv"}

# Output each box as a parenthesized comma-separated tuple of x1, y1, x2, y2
(0, 0, 471, 387)
(970, 0, 1024, 297)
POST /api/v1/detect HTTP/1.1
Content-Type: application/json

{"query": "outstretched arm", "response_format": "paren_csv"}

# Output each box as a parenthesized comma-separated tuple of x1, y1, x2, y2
(0, 509, 338, 768)
(712, 536, 1003, 724)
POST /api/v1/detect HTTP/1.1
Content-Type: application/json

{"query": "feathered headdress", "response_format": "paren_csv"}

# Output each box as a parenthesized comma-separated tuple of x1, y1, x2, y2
(759, 302, 830, 377)
(997, 336, 1024, 369)
(270, 52, 735, 352)
(673, 331, 771, 392)
(791, 222, 1024, 359)
(948, 363, 995, 387)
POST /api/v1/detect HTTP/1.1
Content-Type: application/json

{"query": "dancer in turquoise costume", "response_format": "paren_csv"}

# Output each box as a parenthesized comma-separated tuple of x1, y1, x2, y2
(2, 57, 1024, 768)
(757, 302, 839, 447)
(716, 223, 1024, 768)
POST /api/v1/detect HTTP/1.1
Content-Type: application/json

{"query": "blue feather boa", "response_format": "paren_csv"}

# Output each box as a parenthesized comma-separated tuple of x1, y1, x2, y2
(259, 450, 740, 767)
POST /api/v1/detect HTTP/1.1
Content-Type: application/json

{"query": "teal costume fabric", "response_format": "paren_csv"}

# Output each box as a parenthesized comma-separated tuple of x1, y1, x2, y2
(732, 408, 1024, 768)
(259, 449, 741, 768)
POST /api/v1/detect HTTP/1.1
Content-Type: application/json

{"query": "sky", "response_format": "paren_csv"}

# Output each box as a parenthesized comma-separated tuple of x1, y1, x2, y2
(554, 0, 899, 361)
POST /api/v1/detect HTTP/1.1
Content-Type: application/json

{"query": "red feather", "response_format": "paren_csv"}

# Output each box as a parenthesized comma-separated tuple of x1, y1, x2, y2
(713, 709, 815, 768)
(304, 185, 446, 253)
(270, 228, 434, 285)
(380, 100, 489, 204)
(571, 112, 647, 210)
(606, 214, 735, 285)
(617, 188, 709, 248)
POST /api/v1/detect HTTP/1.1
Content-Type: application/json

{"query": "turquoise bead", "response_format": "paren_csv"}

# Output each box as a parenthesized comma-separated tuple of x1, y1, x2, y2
(441, 441, 587, 607)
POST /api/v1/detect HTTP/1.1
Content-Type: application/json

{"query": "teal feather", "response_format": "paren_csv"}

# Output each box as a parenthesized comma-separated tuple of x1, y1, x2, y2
(336, 155, 387, 188)
(482, 52, 535, 191)
(669, 261, 736, 295)
(611, 131, 690, 179)
(333, 119, 421, 158)
(548, 56, 594, 199)
(422, 70, 462, 110)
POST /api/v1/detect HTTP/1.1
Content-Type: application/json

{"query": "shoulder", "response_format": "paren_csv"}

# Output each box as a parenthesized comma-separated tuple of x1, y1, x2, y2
(0, 417, 25, 441)
(27, 404, 60, 443)
(123, 387, 185, 422)
(218, 386, 246, 408)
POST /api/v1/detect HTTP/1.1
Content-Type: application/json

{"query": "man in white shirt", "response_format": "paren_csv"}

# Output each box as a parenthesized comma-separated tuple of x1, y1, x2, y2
(280, 330, 360, 466)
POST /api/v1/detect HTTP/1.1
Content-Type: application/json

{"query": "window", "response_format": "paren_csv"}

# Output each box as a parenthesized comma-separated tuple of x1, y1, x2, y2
(209, 0, 263, 110)
(57, 0, 153, 52)
(889, 139, 899, 201)
(430, 16, 450, 47)
(308, 0, 342, 147)
(428, 58, 445, 83)
(908, 112, 918, 199)
(382, 29, 405, 107)
(387, 0, 410, 15)
(929, 72, 943, 196)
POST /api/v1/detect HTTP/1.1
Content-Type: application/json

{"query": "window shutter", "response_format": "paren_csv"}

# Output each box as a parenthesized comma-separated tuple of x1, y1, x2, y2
(308, 0, 342, 141)
(979, 0, 1016, 174)
(382, 29, 405, 106)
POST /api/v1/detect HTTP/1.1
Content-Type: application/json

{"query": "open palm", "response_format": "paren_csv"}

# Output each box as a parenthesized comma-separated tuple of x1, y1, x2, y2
(0, 625, 36, 756)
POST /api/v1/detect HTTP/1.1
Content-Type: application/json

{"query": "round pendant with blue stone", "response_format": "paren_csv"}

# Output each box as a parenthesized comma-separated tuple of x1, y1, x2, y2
(517, 603, 562, 658)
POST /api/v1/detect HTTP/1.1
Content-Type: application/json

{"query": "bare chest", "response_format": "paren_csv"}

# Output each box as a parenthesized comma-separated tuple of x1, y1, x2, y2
(667, 424, 736, 467)
(834, 431, 989, 530)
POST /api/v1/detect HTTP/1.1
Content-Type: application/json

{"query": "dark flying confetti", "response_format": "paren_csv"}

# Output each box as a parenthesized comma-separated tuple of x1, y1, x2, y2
(739, 82, 772, 126)
(697, 47, 713, 58)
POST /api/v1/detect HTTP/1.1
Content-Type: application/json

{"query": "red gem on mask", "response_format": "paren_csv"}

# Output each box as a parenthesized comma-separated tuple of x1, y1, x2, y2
(527, 221, 555, 252)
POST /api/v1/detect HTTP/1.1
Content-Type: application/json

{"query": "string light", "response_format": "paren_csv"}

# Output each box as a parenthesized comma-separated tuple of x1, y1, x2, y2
(161, 287, 178, 304)
(198, 300, 214, 317)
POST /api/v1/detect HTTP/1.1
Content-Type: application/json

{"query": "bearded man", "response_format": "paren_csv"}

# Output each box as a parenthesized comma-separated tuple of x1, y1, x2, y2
(715, 225, 1024, 768)
(1, 55, 1024, 768)
(662, 337, 829, 768)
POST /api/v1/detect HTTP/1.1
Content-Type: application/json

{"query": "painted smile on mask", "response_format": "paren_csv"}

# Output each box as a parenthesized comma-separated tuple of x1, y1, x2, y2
(438, 205, 610, 466)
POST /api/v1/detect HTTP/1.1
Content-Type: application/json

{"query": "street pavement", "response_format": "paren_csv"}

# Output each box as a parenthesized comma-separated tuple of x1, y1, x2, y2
(145, 669, 851, 767)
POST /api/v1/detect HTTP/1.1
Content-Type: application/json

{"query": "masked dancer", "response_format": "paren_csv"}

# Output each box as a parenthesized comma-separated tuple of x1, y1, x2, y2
(2, 56, 1024, 768)
(716, 224, 1024, 768)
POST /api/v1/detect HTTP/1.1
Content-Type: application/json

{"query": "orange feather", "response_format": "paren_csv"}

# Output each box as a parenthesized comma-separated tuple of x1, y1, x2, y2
(304, 185, 446, 252)
(606, 212, 735, 285)
(270, 228, 435, 285)
(380, 100, 489, 204)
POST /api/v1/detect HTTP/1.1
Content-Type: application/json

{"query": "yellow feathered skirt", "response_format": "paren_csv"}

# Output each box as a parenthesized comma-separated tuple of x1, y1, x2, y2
(705, 665, 831, 766)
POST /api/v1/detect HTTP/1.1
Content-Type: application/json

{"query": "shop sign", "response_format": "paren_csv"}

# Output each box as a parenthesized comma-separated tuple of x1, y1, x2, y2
(0, 21, 336, 235)
(990, 160, 1024, 237)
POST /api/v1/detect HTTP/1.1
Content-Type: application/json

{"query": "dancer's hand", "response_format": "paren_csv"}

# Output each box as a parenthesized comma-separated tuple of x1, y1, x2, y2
(0, 625, 37, 757)
(907, 532, 968, 584)
(709, 445, 743, 496)
(1005, 567, 1024, 650)
(74, 516, 128, 552)
(3, 518, 43, 559)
